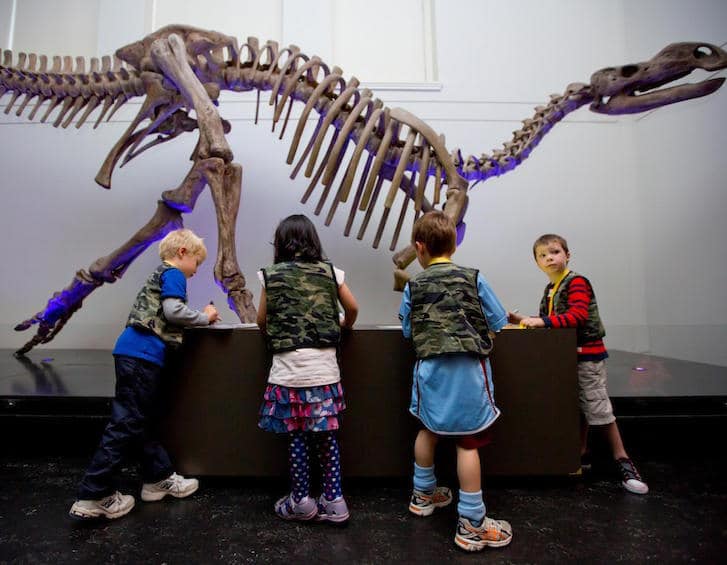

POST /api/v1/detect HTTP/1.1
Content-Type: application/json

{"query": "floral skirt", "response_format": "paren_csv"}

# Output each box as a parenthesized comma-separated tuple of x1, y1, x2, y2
(258, 382, 346, 434)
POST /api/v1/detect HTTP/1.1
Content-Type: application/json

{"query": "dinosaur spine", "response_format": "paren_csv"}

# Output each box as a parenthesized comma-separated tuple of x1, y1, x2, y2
(1, 31, 595, 255)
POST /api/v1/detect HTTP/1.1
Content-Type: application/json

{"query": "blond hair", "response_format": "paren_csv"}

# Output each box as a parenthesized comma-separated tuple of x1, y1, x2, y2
(159, 228, 207, 262)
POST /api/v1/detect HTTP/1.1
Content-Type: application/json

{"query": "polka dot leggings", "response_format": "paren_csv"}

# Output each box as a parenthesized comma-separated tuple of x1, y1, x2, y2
(288, 431, 342, 502)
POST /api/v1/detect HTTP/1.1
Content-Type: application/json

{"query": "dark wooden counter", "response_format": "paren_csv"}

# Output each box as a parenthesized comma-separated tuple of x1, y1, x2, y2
(159, 326, 578, 478)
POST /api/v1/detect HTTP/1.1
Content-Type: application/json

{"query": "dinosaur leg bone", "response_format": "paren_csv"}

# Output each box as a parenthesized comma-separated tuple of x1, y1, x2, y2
(161, 156, 222, 213)
(202, 159, 257, 322)
(150, 33, 232, 163)
(91, 158, 232, 281)
(14, 202, 183, 355)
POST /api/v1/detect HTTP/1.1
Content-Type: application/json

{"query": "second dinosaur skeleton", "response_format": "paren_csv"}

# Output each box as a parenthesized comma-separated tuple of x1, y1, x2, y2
(1, 26, 725, 354)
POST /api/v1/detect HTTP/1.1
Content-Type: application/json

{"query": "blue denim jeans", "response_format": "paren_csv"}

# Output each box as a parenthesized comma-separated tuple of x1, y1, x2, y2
(77, 355, 173, 499)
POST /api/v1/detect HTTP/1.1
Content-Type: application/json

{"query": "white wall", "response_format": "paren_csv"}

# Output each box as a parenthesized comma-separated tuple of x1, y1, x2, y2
(625, 0, 727, 363)
(0, 0, 725, 365)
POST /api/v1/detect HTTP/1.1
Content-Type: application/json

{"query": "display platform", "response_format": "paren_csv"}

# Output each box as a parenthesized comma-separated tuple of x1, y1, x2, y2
(4, 326, 727, 477)
(156, 326, 579, 477)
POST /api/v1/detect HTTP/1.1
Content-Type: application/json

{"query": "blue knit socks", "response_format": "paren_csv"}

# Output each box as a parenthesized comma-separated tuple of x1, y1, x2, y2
(458, 489, 485, 525)
(413, 463, 437, 493)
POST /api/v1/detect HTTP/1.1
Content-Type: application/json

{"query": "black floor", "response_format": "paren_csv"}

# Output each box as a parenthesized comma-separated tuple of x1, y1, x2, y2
(1, 443, 726, 564)
(2, 348, 727, 563)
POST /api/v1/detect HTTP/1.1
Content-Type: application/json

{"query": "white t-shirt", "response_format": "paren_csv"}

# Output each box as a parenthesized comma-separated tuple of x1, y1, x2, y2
(257, 266, 344, 388)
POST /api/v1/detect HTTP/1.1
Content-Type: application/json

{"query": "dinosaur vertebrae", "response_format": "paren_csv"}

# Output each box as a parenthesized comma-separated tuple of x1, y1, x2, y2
(0, 29, 593, 254)
(455, 82, 592, 183)
(0, 50, 144, 128)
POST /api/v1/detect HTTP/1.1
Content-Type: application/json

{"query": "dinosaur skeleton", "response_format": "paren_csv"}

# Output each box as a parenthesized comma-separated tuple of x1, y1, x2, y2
(1, 25, 725, 355)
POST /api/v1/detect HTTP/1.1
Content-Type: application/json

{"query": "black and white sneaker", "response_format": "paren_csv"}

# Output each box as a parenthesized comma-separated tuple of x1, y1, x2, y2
(616, 458, 649, 494)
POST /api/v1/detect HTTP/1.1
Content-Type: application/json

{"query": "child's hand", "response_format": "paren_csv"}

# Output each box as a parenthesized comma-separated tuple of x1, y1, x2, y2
(204, 304, 220, 324)
(507, 310, 524, 324)
(520, 316, 545, 329)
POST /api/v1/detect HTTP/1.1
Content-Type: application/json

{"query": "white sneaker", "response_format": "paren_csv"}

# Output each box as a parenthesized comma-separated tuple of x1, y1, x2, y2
(141, 472, 199, 502)
(69, 491, 135, 520)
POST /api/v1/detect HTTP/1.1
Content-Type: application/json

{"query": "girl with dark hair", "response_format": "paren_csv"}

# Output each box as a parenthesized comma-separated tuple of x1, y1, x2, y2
(272, 214, 325, 263)
(257, 214, 359, 524)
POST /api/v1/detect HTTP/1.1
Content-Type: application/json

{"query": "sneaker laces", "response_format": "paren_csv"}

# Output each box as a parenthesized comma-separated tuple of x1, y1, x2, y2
(617, 458, 642, 481)
(100, 491, 123, 509)
(153, 473, 183, 492)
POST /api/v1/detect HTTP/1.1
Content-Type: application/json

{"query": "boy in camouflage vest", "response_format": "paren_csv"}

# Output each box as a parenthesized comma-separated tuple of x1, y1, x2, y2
(69, 228, 219, 520)
(399, 211, 513, 552)
(512, 233, 648, 495)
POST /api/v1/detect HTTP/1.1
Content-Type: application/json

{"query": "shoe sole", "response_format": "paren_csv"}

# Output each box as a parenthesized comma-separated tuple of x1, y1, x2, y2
(141, 482, 199, 502)
(409, 497, 452, 517)
(69, 501, 135, 521)
(454, 533, 513, 551)
(622, 480, 649, 495)
(276, 508, 318, 521)
(315, 512, 350, 525)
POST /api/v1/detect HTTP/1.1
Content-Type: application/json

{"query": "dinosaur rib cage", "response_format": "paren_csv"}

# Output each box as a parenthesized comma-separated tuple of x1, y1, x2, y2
(0, 36, 593, 252)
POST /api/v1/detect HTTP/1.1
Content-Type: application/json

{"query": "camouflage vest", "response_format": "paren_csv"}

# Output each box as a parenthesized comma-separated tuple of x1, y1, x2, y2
(262, 260, 341, 353)
(538, 271, 606, 345)
(126, 263, 185, 345)
(409, 262, 492, 359)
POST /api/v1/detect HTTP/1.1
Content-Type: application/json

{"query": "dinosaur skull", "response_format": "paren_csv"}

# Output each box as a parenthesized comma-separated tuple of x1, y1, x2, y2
(589, 42, 727, 114)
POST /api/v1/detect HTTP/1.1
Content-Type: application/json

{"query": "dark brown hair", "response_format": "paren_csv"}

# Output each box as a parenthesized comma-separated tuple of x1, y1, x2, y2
(273, 214, 326, 263)
(412, 211, 457, 257)
(532, 233, 569, 258)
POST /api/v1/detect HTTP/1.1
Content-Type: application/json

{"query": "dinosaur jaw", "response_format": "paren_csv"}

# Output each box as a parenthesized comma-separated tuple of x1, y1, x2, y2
(589, 42, 727, 115)
(591, 76, 725, 115)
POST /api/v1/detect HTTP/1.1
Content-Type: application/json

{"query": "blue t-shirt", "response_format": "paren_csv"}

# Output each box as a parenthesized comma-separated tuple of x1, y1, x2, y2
(112, 266, 187, 366)
(399, 271, 507, 434)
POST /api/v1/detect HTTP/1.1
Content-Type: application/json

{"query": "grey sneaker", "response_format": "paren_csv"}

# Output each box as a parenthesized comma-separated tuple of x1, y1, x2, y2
(409, 486, 453, 517)
(455, 515, 513, 551)
(274, 494, 318, 521)
(69, 491, 135, 520)
(141, 472, 199, 502)
(315, 495, 350, 524)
